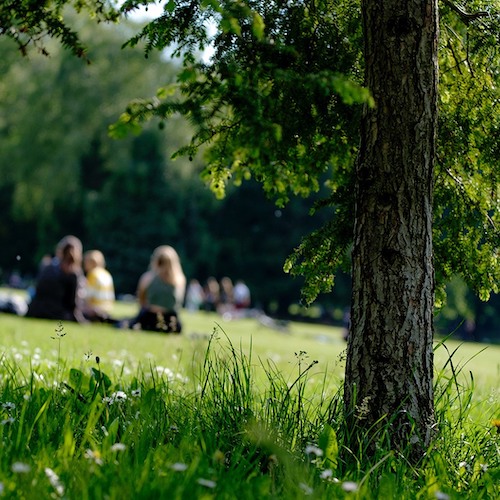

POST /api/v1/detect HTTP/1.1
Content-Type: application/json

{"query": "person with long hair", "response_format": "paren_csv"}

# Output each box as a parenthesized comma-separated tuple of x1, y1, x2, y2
(128, 245, 186, 333)
(27, 235, 86, 322)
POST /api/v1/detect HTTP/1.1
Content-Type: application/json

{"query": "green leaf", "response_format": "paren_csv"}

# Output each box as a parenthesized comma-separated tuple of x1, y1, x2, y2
(318, 424, 338, 469)
(252, 12, 265, 41)
(221, 17, 241, 36)
(90, 367, 112, 390)
(165, 0, 176, 13)
(69, 368, 90, 392)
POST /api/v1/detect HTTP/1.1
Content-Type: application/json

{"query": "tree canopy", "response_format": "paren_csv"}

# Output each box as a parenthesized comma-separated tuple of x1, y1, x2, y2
(115, 0, 499, 306)
(0, 0, 119, 58)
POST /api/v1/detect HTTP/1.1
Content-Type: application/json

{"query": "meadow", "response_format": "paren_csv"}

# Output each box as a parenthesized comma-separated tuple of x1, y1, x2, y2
(0, 301, 499, 498)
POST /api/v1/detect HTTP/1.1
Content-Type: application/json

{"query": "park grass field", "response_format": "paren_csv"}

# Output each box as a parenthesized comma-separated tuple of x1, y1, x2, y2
(1, 303, 499, 388)
(0, 296, 499, 498)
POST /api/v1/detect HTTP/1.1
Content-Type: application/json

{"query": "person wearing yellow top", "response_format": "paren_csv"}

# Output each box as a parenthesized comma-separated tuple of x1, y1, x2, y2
(83, 249, 115, 321)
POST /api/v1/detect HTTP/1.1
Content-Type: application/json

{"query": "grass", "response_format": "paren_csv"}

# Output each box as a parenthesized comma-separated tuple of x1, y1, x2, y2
(0, 304, 499, 498)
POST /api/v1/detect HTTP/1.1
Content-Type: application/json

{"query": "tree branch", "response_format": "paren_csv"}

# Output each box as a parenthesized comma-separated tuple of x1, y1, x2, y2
(442, 0, 490, 23)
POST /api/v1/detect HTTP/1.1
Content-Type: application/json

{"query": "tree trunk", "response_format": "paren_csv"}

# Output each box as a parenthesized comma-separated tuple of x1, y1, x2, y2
(345, 0, 439, 456)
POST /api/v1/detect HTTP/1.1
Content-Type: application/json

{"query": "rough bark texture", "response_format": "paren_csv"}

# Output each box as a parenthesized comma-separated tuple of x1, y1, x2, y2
(345, 0, 438, 456)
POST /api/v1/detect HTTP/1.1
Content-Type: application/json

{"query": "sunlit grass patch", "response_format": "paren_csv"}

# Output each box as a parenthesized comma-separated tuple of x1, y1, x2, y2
(0, 315, 499, 498)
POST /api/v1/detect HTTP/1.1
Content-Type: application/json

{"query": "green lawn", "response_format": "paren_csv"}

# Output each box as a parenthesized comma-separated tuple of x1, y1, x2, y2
(1, 300, 499, 498)
(1, 294, 499, 388)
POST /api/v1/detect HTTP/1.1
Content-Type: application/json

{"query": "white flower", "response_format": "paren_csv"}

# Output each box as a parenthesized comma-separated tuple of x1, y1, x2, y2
(435, 492, 450, 500)
(342, 481, 358, 492)
(131, 389, 141, 397)
(113, 391, 127, 402)
(84, 449, 103, 466)
(102, 391, 128, 405)
(2, 402, 16, 411)
(2, 417, 15, 425)
(299, 482, 313, 495)
(110, 443, 127, 452)
(480, 463, 488, 472)
(156, 366, 174, 379)
(170, 462, 188, 472)
(197, 478, 217, 489)
(305, 444, 323, 457)
(320, 469, 334, 479)
(12, 462, 31, 473)
(176, 373, 189, 384)
(45, 467, 64, 497)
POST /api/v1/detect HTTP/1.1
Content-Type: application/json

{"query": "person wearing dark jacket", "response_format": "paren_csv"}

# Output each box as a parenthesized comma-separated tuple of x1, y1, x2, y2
(27, 235, 86, 323)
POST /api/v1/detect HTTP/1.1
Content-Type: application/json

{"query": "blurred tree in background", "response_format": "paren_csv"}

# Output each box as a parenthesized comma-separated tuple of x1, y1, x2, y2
(0, 12, 347, 317)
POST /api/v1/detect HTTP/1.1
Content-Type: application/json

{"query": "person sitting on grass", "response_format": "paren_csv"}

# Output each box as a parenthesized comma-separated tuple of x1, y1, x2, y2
(82, 249, 116, 322)
(126, 245, 186, 333)
(26, 235, 86, 323)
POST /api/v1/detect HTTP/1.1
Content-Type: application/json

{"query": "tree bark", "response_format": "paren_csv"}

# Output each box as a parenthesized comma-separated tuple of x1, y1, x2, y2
(345, 0, 438, 456)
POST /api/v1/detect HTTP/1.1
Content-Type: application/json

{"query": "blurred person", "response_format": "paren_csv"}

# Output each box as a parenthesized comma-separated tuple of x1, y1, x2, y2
(83, 249, 115, 322)
(185, 278, 205, 312)
(218, 276, 234, 314)
(203, 276, 220, 312)
(26, 235, 86, 322)
(234, 280, 251, 309)
(127, 245, 186, 333)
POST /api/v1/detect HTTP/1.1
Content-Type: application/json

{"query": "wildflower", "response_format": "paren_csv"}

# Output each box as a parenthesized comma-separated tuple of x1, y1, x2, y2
(299, 482, 313, 495)
(197, 478, 217, 489)
(45, 467, 64, 497)
(320, 469, 334, 480)
(171, 462, 188, 472)
(2, 417, 15, 425)
(480, 463, 488, 473)
(2, 402, 16, 411)
(110, 443, 127, 452)
(435, 492, 450, 500)
(492, 419, 500, 433)
(342, 481, 358, 493)
(113, 391, 127, 401)
(12, 462, 31, 473)
(102, 391, 127, 405)
(84, 449, 103, 466)
(156, 366, 174, 379)
(131, 388, 141, 397)
(305, 444, 323, 457)
(176, 373, 189, 384)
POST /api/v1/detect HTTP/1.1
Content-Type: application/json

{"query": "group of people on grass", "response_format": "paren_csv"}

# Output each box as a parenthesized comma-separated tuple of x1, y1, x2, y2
(26, 236, 186, 334)
(184, 276, 251, 316)
(22, 235, 252, 334)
